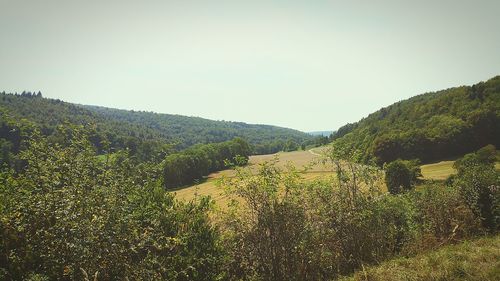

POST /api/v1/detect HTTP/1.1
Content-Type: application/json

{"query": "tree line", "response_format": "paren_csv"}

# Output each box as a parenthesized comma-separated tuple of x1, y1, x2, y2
(0, 91, 311, 158)
(162, 138, 251, 189)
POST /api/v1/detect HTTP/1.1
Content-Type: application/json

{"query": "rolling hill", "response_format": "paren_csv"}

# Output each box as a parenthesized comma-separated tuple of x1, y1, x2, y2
(331, 76, 500, 164)
(0, 92, 311, 157)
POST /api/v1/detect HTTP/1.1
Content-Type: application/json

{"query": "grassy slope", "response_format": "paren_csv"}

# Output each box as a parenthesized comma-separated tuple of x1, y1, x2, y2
(420, 160, 500, 181)
(173, 147, 333, 204)
(420, 160, 456, 180)
(341, 235, 500, 281)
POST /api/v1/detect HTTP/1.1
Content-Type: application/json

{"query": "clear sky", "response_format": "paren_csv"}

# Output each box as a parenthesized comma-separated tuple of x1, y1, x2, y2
(1, 0, 499, 132)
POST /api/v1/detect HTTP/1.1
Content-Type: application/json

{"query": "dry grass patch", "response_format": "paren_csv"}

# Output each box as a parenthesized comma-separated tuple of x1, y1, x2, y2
(172, 148, 334, 204)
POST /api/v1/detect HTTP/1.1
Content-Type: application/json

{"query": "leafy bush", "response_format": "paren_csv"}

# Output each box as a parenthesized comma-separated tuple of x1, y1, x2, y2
(453, 147, 499, 231)
(0, 127, 224, 280)
(384, 159, 420, 194)
(411, 184, 482, 251)
(219, 151, 481, 280)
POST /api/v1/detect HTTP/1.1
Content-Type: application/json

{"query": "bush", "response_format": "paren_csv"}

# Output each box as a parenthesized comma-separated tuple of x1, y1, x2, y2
(384, 159, 420, 194)
(411, 184, 482, 250)
(0, 128, 224, 280)
(454, 163, 499, 231)
(220, 154, 479, 280)
(475, 144, 497, 163)
(453, 145, 500, 231)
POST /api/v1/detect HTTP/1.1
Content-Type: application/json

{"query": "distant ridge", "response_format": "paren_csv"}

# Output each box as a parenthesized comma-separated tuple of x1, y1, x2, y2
(308, 130, 334, 137)
(0, 92, 312, 155)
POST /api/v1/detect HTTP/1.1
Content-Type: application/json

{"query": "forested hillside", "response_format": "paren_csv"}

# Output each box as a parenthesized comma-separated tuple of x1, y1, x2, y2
(0, 92, 311, 157)
(331, 76, 500, 164)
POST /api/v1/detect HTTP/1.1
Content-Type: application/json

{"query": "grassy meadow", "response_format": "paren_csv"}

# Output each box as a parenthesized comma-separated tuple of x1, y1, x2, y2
(420, 159, 500, 181)
(420, 160, 456, 180)
(175, 148, 499, 206)
(173, 147, 334, 204)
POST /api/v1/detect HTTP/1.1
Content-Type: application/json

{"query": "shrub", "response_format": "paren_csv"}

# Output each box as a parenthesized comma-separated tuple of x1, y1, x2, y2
(220, 155, 478, 280)
(454, 163, 499, 231)
(384, 160, 415, 194)
(411, 184, 482, 250)
(453, 145, 500, 231)
(0, 128, 224, 280)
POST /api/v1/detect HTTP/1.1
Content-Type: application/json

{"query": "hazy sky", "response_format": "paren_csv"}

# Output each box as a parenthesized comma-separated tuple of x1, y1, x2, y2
(1, 0, 499, 132)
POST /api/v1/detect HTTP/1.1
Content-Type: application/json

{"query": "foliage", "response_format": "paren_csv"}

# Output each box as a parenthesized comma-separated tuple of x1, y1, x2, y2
(301, 135, 331, 149)
(0, 92, 311, 158)
(219, 149, 482, 280)
(410, 184, 482, 250)
(341, 235, 500, 281)
(1, 81, 498, 280)
(384, 159, 421, 194)
(0, 127, 224, 280)
(162, 137, 250, 189)
(453, 145, 500, 231)
(330, 76, 500, 165)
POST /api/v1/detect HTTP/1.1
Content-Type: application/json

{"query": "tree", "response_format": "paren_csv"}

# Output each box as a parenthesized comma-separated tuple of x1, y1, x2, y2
(385, 160, 414, 194)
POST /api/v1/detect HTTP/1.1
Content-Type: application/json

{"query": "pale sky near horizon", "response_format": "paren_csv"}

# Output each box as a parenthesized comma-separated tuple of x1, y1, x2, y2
(1, 0, 499, 132)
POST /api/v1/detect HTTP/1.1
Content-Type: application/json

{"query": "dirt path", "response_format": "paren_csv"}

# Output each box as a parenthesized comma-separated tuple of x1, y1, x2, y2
(308, 148, 323, 156)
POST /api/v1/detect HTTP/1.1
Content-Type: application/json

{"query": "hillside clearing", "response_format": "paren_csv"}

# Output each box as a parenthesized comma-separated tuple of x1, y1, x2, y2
(420, 160, 456, 180)
(420, 160, 500, 181)
(173, 148, 333, 203)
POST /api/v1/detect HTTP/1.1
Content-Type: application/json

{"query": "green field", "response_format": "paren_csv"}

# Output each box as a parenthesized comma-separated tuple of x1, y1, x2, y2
(420, 160, 457, 180)
(341, 235, 500, 281)
(420, 160, 500, 181)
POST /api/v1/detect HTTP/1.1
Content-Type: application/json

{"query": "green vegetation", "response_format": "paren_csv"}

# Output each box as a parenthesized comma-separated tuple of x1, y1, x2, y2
(451, 145, 499, 231)
(0, 127, 224, 280)
(0, 78, 498, 280)
(330, 76, 500, 165)
(162, 138, 250, 189)
(341, 235, 500, 281)
(1, 127, 497, 280)
(384, 159, 421, 194)
(217, 145, 494, 280)
(0, 91, 311, 159)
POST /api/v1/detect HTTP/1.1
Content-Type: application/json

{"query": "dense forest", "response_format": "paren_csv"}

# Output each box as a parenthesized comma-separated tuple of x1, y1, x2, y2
(330, 76, 500, 164)
(0, 92, 311, 157)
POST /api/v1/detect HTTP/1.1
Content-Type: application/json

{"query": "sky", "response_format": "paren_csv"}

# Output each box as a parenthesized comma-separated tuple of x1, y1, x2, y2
(1, 0, 499, 132)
